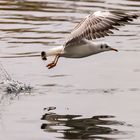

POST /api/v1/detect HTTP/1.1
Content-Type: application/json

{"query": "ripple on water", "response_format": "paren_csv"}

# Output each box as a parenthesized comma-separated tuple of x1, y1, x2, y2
(0, 0, 139, 58)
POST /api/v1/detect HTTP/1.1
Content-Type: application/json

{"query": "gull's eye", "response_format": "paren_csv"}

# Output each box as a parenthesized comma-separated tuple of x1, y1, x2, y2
(105, 45, 108, 48)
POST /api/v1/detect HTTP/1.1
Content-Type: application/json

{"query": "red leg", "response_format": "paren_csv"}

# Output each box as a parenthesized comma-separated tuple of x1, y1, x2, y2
(47, 55, 60, 69)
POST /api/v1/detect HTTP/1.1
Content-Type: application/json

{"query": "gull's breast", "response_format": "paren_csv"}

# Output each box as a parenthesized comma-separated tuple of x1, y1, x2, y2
(62, 42, 98, 58)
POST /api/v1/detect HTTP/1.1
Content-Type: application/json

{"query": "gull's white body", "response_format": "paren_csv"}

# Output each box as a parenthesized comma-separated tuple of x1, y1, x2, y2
(47, 40, 109, 58)
(62, 40, 106, 58)
(41, 11, 138, 69)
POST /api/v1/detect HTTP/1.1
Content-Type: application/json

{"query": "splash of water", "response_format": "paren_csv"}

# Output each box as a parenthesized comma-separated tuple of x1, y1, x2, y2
(0, 62, 32, 94)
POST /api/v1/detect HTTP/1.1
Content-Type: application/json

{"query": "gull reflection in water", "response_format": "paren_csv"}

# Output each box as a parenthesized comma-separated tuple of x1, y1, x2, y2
(41, 112, 132, 140)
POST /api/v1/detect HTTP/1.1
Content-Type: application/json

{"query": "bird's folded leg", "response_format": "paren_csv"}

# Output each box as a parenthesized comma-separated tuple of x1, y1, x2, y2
(47, 55, 60, 69)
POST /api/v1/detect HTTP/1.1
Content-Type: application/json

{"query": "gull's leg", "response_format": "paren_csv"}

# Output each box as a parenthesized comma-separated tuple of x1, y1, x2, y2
(47, 55, 60, 69)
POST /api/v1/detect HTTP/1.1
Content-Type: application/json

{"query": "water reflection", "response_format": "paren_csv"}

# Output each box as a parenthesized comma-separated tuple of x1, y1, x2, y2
(41, 112, 131, 139)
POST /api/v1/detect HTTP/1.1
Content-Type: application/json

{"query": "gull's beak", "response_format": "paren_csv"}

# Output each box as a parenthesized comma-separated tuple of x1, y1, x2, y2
(110, 47, 118, 52)
(41, 51, 47, 60)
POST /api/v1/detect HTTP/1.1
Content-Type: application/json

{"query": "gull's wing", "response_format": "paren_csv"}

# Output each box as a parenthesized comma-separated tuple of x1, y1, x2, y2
(64, 11, 138, 47)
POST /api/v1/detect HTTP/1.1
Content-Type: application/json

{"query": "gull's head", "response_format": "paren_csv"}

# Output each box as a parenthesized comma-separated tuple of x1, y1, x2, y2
(99, 43, 118, 52)
(41, 51, 47, 61)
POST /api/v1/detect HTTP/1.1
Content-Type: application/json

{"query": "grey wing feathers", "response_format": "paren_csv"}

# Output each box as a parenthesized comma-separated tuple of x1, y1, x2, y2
(65, 11, 139, 47)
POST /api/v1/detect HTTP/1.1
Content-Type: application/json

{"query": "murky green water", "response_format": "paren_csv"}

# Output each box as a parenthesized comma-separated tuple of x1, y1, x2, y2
(0, 0, 140, 140)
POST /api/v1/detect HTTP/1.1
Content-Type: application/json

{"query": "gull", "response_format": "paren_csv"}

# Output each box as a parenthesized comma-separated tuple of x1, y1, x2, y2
(41, 11, 138, 69)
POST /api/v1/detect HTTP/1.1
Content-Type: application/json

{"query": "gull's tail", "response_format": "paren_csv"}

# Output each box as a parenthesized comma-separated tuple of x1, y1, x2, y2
(41, 51, 47, 61)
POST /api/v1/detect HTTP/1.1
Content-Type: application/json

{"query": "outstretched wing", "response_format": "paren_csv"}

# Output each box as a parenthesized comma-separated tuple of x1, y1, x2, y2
(65, 11, 138, 47)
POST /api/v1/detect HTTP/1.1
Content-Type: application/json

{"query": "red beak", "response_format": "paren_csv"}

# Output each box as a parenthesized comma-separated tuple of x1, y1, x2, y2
(111, 48, 118, 52)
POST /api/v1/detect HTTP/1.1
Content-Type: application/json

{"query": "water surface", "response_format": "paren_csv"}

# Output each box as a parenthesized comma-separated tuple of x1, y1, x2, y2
(0, 0, 140, 140)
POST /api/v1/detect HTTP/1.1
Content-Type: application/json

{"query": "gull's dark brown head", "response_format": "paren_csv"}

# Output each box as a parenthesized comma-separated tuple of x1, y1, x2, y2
(41, 51, 47, 61)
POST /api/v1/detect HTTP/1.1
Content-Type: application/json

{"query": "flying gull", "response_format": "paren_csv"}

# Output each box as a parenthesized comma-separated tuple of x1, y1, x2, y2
(41, 11, 139, 69)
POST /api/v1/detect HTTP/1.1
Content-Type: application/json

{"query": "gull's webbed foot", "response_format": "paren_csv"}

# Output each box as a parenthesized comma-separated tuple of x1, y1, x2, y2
(47, 62, 56, 69)
(46, 54, 60, 69)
